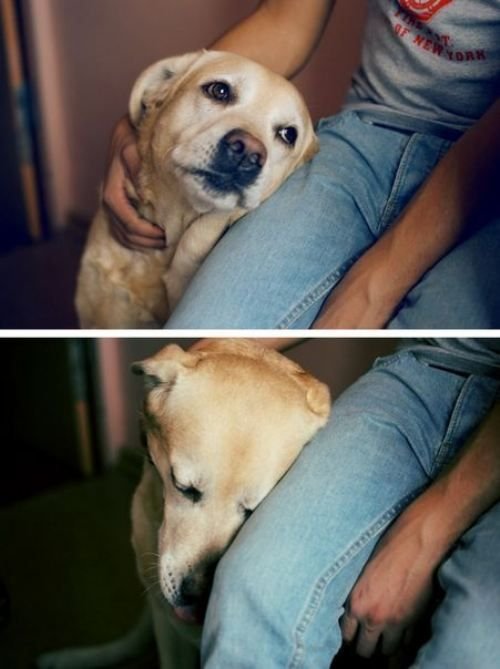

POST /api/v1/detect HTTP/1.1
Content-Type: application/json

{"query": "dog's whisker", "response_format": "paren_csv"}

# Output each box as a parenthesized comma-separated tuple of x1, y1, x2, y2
(141, 551, 161, 558)
(143, 566, 159, 576)
(142, 579, 162, 598)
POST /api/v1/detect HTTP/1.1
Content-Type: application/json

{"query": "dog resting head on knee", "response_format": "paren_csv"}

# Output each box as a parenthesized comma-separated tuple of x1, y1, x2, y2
(131, 339, 330, 625)
(75, 50, 318, 328)
(129, 49, 318, 216)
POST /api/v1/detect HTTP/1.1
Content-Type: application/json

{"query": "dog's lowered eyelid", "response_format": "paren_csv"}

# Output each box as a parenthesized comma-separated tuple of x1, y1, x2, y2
(170, 469, 203, 503)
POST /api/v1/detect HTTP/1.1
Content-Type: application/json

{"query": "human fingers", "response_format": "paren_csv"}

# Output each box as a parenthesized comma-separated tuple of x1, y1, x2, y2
(121, 140, 141, 181)
(340, 610, 359, 644)
(381, 623, 406, 656)
(355, 621, 383, 658)
(109, 213, 166, 251)
(103, 116, 166, 250)
(103, 159, 165, 250)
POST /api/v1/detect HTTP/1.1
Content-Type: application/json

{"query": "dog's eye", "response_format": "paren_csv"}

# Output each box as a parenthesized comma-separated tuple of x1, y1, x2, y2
(171, 470, 203, 503)
(277, 126, 298, 146)
(202, 81, 234, 104)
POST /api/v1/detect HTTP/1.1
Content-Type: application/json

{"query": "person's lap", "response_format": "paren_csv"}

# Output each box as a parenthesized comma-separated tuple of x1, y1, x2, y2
(201, 351, 500, 668)
(165, 112, 457, 329)
(165, 111, 500, 329)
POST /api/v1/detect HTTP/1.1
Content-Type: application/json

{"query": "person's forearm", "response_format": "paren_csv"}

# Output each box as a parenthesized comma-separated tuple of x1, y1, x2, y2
(341, 398, 500, 658)
(210, 0, 335, 77)
(397, 398, 500, 565)
(314, 97, 500, 329)
(368, 99, 500, 309)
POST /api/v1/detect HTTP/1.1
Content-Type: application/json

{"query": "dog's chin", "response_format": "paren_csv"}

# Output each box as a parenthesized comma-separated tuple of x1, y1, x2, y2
(181, 171, 242, 211)
(172, 603, 206, 625)
(176, 166, 262, 213)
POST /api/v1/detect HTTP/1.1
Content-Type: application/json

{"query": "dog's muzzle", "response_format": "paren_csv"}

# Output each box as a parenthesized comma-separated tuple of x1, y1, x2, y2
(194, 128, 267, 195)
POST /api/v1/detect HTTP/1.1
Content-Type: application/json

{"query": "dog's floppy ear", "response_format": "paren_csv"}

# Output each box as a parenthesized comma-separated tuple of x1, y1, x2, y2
(132, 344, 199, 390)
(129, 50, 205, 126)
(291, 369, 330, 424)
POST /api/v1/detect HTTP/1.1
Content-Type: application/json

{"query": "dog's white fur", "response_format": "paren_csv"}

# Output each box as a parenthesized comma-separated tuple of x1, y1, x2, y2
(38, 339, 330, 668)
(75, 51, 318, 328)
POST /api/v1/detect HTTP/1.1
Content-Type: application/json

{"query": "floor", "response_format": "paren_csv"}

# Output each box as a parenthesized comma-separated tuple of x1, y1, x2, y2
(0, 448, 154, 669)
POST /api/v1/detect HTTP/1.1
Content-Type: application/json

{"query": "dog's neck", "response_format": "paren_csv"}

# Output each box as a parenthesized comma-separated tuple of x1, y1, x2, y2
(126, 171, 198, 247)
(127, 127, 205, 247)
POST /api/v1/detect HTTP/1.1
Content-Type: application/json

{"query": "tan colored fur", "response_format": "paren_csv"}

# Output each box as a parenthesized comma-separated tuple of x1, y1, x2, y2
(36, 340, 330, 669)
(132, 339, 330, 664)
(75, 51, 318, 328)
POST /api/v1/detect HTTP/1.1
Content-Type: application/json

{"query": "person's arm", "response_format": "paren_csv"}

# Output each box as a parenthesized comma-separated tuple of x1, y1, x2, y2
(106, 0, 334, 249)
(212, 0, 335, 77)
(341, 398, 500, 658)
(314, 97, 500, 329)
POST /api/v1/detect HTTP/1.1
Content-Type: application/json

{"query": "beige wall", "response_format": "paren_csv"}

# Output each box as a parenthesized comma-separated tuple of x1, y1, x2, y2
(96, 337, 396, 461)
(23, 0, 366, 229)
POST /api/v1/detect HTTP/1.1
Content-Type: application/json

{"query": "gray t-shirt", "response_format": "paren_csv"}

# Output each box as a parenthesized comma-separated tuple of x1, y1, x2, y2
(345, 0, 500, 134)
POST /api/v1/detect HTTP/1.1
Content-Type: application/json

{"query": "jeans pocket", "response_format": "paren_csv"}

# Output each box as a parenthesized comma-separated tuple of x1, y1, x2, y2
(431, 375, 500, 476)
(377, 134, 453, 234)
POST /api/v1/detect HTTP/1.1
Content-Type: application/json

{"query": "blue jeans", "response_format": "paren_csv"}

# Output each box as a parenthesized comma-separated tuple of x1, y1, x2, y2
(201, 349, 500, 668)
(165, 112, 500, 329)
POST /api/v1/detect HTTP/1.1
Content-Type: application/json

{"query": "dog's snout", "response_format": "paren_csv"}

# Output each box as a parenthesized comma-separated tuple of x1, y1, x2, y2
(204, 128, 267, 194)
(178, 556, 219, 607)
(222, 129, 267, 171)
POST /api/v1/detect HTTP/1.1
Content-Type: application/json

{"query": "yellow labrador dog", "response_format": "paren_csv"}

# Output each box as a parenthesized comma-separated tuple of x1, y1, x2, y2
(38, 339, 330, 669)
(75, 51, 318, 328)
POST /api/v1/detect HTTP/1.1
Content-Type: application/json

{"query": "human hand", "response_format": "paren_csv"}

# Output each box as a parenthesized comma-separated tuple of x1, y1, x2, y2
(102, 116, 166, 251)
(341, 509, 441, 658)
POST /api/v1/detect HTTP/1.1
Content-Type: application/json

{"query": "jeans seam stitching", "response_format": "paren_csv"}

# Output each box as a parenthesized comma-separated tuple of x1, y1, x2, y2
(377, 133, 417, 231)
(288, 489, 422, 668)
(277, 257, 360, 329)
(431, 375, 473, 475)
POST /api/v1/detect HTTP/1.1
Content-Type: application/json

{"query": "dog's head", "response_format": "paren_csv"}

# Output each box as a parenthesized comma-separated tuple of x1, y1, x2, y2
(129, 50, 318, 214)
(132, 339, 330, 623)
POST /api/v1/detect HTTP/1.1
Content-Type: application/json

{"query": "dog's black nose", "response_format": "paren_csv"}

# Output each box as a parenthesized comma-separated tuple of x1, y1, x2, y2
(179, 557, 218, 607)
(206, 129, 267, 192)
(222, 129, 267, 172)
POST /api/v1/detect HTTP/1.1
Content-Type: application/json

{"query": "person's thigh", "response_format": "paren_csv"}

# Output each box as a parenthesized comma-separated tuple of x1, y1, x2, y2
(165, 114, 444, 329)
(389, 216, 500, 329)
(201, 351, 499, 669)
(413, 501, 500, 669)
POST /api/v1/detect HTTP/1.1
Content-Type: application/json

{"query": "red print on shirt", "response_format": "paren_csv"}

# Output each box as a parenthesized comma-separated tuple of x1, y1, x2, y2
(398, 0, 453, 22)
